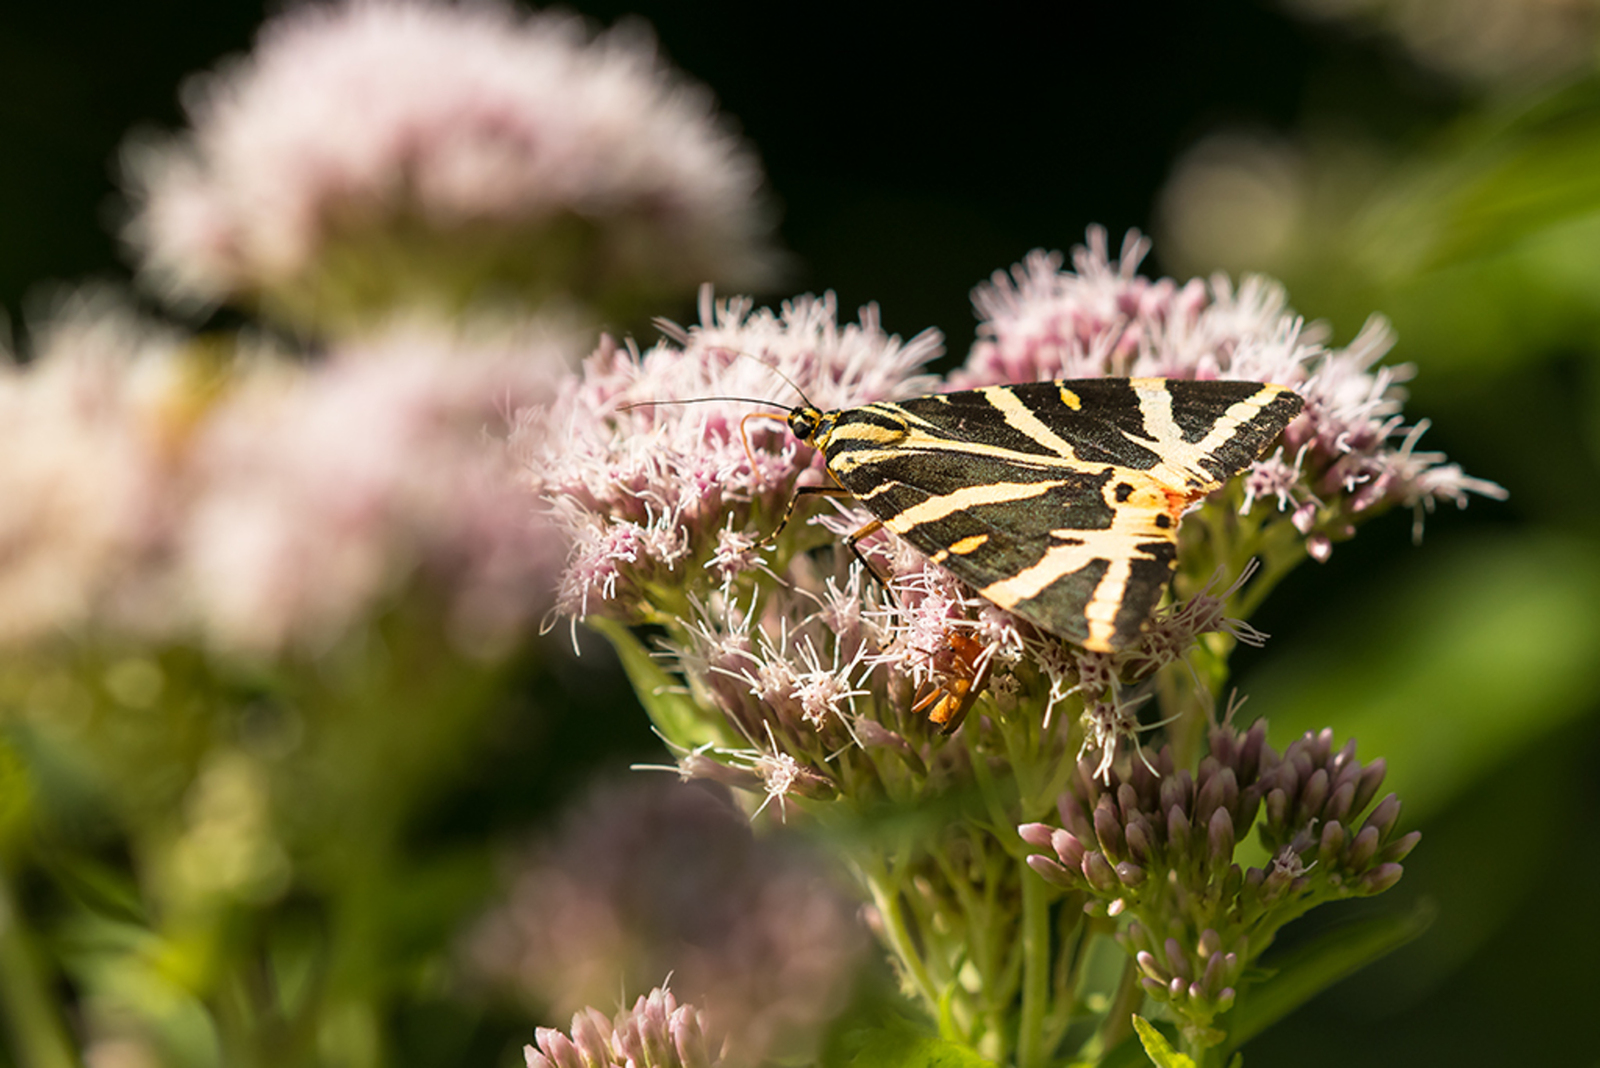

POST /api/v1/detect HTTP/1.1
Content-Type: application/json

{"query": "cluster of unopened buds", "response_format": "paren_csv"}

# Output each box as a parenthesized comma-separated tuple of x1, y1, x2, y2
(1021, 719, 1420, 1033)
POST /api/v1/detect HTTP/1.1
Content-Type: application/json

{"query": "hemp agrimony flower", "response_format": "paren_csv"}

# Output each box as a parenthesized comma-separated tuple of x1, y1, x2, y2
(1021, 717, 1419, 1048)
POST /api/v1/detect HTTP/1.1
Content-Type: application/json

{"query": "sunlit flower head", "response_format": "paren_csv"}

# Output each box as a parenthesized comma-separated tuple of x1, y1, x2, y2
(517, 287, 942, 628)
(124, 0, 778, 330)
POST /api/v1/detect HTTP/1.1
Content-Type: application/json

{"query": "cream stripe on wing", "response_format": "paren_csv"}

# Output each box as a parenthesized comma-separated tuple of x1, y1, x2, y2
(883, 480, 1068, 533)
(981, 386, 1086, 460)
(1186, 387, 1288, 459)
(979, 527, 1162, 607)
(1127, 380, 1286, 491)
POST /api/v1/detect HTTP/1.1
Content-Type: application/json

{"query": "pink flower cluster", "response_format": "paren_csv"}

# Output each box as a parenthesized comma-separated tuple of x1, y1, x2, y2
(0, 298, 565, 657)
(124, 0, 775, 322)
(518, 288, 942, 630)
(524, 231, 1502, 809)
(525, 987, 723, 1068)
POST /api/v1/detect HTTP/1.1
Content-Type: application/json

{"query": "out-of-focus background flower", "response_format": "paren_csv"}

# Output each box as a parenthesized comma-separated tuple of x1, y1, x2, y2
(0, 1, 1593, 1066)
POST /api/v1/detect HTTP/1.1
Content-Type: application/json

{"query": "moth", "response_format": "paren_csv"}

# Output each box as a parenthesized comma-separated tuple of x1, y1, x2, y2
(776, 377, 1304, 655)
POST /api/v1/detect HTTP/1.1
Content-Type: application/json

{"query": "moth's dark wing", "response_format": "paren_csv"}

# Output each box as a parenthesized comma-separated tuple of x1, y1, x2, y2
(896, 378, 1305, 488)
(1148, 378, 1305, 481)
(825, 424, 1180, 651)
(816, 378, 1302, 651)
(913, 518, 1178, 651)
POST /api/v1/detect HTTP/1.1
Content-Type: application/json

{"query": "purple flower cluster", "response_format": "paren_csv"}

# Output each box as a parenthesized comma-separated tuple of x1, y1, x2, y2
(1020, 719, 1419, 1034)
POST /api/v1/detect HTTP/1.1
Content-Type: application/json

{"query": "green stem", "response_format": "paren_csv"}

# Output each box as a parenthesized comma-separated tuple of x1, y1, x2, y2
(1015, 860, 1051, 1068)
(0, 867, 79, 1068)
(858, 858, 942, 1016)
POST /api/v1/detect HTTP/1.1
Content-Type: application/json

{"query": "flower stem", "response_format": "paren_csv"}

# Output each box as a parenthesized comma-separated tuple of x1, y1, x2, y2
(1015, 858, 1051, 1068)
(858, 858, 941, 1017)
(0, 868, 79, 1068)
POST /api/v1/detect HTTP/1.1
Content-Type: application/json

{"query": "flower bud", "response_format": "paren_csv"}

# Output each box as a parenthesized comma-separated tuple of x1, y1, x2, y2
(1359, 863, 1405, 894)
(1207, 806, 1235, 867)
(1363, 793, 1401, 839)
(1026, 854, 1075, 888)
(1346, 825, 1381, 870)
(1298, 767, 1330, 824)
(1093, 796, 1126, 862)
(1082, 851, 1119, 894)
(1353, 758, 1388, 814)
(1381, 830, 1422, 863)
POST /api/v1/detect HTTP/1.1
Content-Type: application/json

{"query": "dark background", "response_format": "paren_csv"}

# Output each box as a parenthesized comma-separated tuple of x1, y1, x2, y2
(1, 3, 1590, 1066)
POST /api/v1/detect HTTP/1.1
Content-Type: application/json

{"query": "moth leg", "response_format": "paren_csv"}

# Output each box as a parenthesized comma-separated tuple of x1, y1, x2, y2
(842, 519, 893, 594)
(761, 486, 895, 597)
(756, 484, 854, 548)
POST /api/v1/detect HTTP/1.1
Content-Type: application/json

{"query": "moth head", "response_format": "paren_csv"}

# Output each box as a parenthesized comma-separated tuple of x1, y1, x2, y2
(787, 405, 824, 444)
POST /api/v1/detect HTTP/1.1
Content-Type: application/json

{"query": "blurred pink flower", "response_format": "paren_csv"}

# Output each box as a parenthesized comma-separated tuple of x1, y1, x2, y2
(179, 323, 567, 656)
(124, 0, 777, 327)
(0, 296, 187, 644)
(469, 778, 866, 1064)
(0, 301, 570, 657)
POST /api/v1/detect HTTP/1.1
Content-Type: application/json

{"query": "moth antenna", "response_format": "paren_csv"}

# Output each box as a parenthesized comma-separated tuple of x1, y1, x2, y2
(708, 346, 818, 410)
(616, 396, 792, 414)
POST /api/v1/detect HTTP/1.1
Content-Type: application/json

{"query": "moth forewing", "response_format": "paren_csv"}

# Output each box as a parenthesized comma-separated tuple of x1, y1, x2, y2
(790, 377, 1303, 654)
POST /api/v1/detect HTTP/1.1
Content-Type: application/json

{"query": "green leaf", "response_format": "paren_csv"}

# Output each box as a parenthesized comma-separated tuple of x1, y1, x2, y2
(1227, 901, 1434, 1051)
(585, 617, 724, 749)
(1241, 532, 1600, 821)
(822, 1016, 993, 1068)
(1131, 1016, 1196, 1068)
